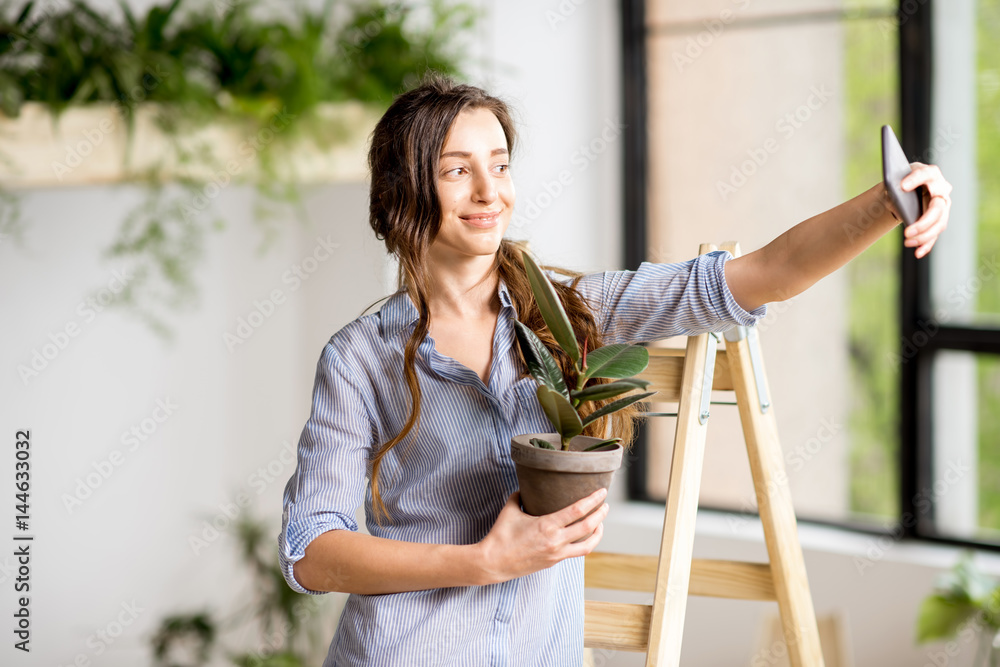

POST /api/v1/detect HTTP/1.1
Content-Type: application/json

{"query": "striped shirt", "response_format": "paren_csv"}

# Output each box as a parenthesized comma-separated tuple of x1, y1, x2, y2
(278, 250, 765, 666)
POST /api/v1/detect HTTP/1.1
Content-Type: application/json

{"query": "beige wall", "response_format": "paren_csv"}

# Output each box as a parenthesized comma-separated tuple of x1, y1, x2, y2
(643, 0, 851, 521)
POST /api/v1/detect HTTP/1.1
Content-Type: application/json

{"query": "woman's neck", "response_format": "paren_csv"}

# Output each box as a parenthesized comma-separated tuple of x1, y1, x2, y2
(424, 252, 500, 321)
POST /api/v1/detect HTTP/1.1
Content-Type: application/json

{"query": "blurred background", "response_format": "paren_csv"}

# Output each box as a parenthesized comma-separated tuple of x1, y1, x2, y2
(1, 0, 999, 665)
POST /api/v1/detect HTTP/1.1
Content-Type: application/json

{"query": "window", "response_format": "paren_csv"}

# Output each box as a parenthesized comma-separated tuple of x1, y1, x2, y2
(911, 0, 1000, 544)
(622, 0, 1000, 549)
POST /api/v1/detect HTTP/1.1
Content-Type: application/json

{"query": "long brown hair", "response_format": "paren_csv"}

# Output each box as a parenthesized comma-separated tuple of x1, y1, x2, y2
(367, 75, 640, 521)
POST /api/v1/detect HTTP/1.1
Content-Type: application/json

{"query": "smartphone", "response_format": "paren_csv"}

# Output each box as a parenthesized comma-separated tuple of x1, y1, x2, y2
(881, 124, 923, 227)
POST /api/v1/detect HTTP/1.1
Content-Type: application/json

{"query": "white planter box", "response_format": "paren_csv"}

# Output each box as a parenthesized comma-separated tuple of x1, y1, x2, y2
(0, 101, 380, 188)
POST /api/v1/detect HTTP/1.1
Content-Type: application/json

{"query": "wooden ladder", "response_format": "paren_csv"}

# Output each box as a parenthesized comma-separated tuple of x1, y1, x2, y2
(583, 242, 825, 667)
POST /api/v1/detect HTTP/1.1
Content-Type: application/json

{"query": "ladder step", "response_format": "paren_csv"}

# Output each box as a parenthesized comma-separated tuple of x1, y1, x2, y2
(583, 600, 651, 652)
(692, 559, 776, 600)
(639, 403, 735, 419)
(643, 347, 734, 401)
(585, 552, 658, 591)
(585, 553, 777, 601)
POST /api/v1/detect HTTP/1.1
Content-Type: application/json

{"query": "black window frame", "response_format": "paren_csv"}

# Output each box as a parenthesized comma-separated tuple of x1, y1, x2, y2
(621, 0, 1000, 551)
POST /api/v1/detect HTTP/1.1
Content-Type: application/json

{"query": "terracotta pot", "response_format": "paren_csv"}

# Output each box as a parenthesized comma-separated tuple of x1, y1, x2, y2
(510, 433, 624, 517)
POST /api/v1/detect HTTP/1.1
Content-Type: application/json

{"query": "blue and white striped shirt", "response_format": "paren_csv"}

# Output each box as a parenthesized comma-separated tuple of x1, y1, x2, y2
(279, 250, 765, 666)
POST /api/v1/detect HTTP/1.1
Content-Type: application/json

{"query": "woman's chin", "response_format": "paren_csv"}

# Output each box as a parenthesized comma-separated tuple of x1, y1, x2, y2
(430, 231, 508, 260)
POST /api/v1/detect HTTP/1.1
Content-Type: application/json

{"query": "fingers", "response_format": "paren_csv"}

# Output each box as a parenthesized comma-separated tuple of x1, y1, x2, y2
(564, 522, 606, 559)
(563, 501, 610, 545)
(551, 487, 608, 526)
(541, 488, 609, 554)
(905, 195, 948, 246)
(901, 162, 951, 259)
(902, 163, 952, 197)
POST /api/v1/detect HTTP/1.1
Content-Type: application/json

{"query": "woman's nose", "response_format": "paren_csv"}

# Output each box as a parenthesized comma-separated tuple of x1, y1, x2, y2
(472, 169, 497, 203)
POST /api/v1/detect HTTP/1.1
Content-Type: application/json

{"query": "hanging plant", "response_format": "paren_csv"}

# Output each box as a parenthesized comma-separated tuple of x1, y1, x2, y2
(0, 0, 478, 333)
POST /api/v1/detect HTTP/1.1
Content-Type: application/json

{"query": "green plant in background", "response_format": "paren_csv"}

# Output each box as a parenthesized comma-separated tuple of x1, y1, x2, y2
(917, 552, 1000, 666)
(0, 0, 477, 333)
(0, 0, 476, 117)
(513, 250, 654, 451)
(152, 515, 328, 667)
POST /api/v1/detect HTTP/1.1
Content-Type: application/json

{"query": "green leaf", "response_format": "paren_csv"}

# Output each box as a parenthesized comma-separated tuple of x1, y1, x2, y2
(530, 437, 556, 450)
(916, 594, 977, 643)
(583, 438, 621, 451)
(572, 378, 651, 403)
(536, 385, 583, 445)
(521, 250, 580, 365)
(582, 391, 655, 427)
(583, 344, 649, 380)
(513, 319, 569, 397)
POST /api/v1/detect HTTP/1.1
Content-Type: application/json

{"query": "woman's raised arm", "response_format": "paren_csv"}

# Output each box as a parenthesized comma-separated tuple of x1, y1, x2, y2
(724, 163, 952, 312)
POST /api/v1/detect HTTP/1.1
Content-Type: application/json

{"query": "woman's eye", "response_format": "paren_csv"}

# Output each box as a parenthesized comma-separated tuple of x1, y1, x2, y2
(495, 164, 509, 173)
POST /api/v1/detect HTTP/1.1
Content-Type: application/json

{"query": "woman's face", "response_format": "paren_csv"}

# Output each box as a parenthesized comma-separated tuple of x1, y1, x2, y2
(430, 107, 515, 263)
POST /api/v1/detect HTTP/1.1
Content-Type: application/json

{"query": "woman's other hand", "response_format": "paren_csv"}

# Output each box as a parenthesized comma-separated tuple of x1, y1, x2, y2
(475, 488, 609, 585)
(899, 162, 952, 259)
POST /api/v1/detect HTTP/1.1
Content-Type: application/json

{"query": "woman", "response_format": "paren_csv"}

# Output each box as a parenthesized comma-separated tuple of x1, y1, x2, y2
(279, 76, 951, 666)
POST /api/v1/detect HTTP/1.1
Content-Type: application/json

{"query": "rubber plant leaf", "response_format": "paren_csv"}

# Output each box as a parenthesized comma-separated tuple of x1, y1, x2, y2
(529, 437, 556, 450)
(536, 385, 583, 447)
(582, 344, 649, 380)
(581, 391, 655, 427)
(582, 438, 621, 451)
(521, 250, 580, 365)
(572, 378, 651, 403)
(513, 319, 569, 398)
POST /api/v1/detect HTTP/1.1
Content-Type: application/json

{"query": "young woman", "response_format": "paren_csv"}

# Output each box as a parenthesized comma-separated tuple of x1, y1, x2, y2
(279, 77, 951, 665)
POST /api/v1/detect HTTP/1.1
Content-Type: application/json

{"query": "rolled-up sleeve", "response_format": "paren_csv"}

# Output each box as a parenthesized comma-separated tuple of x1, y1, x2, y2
(578, 250, 767, 344)
(278, 341, 374, 594)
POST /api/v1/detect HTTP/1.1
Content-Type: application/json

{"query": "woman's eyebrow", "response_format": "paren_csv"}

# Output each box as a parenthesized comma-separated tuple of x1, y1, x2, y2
(440, 148, 509, 158)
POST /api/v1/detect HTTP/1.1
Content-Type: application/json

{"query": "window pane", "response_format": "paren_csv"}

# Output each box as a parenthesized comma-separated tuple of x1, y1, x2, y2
(642, 3, 899, 524)
(844, 13, 900, 522)
(928, 0, 1000, 326)
(973, 0, 1000, 324)
(932, 351, 1000, 541)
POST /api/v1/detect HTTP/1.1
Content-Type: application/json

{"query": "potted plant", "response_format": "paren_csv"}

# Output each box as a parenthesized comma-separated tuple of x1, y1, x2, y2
(510, 250, 654, 516)
(916, 551, 1000, 666)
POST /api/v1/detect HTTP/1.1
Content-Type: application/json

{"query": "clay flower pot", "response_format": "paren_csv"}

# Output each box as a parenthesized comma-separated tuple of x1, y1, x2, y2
(510, 433, 624, 516)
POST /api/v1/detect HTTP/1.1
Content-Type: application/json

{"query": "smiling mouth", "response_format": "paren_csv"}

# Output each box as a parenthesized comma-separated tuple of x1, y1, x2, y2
(460, 211, 502, 228)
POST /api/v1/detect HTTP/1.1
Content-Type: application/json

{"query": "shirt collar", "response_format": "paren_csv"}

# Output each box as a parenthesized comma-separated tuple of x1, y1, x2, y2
(380, 279, 516, 341)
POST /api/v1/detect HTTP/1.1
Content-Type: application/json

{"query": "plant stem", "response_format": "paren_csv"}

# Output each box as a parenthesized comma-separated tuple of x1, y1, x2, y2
(572, 362, 586, 408)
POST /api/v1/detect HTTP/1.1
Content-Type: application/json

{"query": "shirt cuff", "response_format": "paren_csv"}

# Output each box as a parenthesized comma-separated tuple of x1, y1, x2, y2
(712, 250, 767, 326)
(279, 503, 358, 595)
